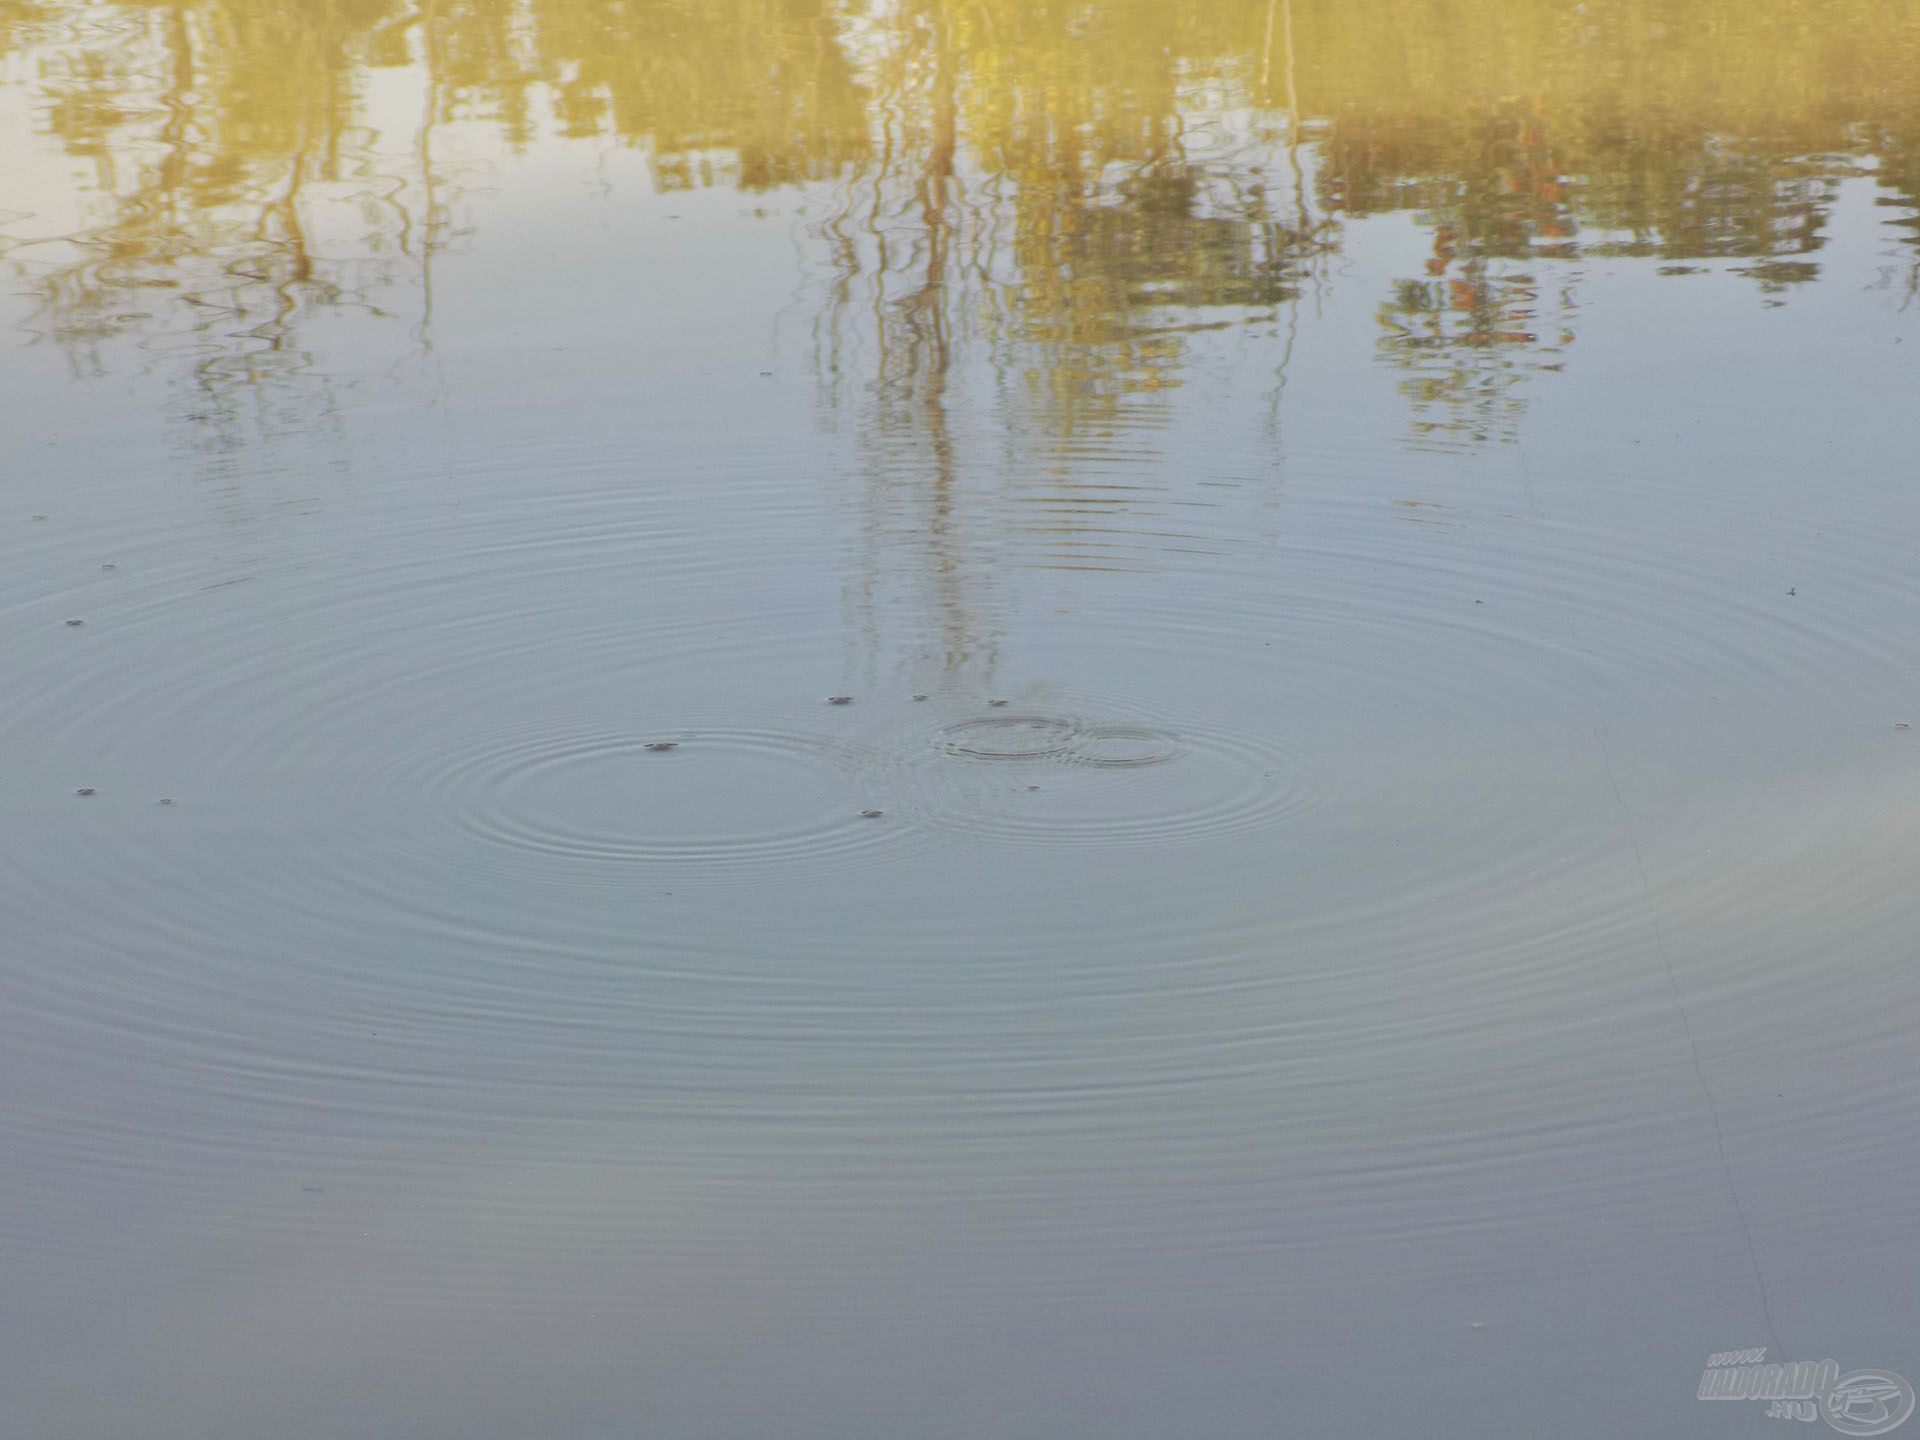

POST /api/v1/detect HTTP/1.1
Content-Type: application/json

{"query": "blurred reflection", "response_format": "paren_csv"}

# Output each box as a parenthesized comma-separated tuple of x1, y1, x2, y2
(4, 0, 1920, 438)
(811, 1, 1337, 681)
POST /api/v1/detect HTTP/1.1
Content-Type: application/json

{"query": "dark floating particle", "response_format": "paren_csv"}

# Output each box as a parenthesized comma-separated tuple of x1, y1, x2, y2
(860, 809, 884, 818)
(911, 694, 928, 701)
(1898, 723, 1911, 731)
(987, 699, 1009, 707)
(101, 562, 116, 570)
(158, 797, 175, 805)
(643, 741, 679, 751)
(76, 787, 95, 796)
(828, 695, 852, 705)
(65, 618, 84, 626)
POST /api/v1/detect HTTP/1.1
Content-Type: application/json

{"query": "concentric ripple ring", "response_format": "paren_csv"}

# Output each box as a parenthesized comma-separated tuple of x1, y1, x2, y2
(377, 725, 921, 877)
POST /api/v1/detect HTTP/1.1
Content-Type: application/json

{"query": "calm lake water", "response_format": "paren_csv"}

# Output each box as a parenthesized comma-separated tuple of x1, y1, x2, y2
(5, 2, 1920, 1435)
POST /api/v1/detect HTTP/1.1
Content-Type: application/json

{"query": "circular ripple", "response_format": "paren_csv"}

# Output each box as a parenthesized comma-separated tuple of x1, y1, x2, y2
(395, 726, 917, 875)
(937, 715, 1082, 762)
(888, 699, 1329, 849)
(1066, 725, 1179, 768)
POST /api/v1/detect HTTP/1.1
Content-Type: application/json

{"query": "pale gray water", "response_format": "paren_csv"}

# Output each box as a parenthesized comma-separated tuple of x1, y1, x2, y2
(4, 3, 1920, 1435)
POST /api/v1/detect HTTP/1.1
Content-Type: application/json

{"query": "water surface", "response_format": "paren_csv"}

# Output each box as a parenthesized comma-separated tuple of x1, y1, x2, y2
(4, 3, 1920, 1436)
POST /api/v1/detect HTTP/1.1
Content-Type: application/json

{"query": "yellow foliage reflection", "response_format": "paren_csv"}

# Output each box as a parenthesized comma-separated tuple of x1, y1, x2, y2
(3, 0, 1919, 436)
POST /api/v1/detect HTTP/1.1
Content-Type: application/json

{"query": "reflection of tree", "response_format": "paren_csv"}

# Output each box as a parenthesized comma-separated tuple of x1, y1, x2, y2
(10, 0, 1920, 679)
(794, 0, 1337, 678)
(11, 0, 445, 429)
(1286, 0, 1920, 432)
(523, 0, 871, 188)
(1321, 102, 1848, 269)
(805, 0, 1334, 424)
(7, 0, 1920, 441)
(1377, 260, 1571, 451)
